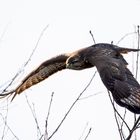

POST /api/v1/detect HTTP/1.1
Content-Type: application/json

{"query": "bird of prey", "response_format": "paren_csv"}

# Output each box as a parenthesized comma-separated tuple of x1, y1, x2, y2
(1, 43, 140, 114)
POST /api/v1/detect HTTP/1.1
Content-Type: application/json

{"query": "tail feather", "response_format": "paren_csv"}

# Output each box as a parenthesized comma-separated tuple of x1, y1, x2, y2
(116, 47, 140, 54)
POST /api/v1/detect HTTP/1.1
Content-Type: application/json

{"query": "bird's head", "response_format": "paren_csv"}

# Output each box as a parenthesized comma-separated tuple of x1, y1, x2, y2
(66, 48, 93, 70)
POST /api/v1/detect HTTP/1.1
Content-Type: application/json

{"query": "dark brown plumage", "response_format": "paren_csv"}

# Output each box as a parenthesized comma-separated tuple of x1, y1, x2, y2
(1, 43, 140, 114)
(15, 54, 69, 94)
(1, 54, 70, 100)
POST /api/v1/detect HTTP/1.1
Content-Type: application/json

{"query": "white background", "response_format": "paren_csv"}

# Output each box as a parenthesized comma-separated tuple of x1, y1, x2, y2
(0, 0, 140, 139)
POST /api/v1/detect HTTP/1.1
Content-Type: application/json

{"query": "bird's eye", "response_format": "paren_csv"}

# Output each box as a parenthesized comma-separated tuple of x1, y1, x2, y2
(71, 59, 79, 64)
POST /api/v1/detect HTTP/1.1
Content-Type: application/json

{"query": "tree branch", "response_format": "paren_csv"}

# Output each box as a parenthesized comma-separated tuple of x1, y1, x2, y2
(89, 30, 96, 44)
(48, 72, 96, 140)
(44, 92, 54, 140)
(25, 95, 42, 139)
(116, 32, 136, 45)
(0, 25, 49, 98)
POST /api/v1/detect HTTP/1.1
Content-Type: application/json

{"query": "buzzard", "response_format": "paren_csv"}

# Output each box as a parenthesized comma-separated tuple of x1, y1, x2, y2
(1, 43, 140, 114)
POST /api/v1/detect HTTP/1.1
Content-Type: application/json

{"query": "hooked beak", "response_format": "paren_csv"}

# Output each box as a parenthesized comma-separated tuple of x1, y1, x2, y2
(66, 62, 71, 69)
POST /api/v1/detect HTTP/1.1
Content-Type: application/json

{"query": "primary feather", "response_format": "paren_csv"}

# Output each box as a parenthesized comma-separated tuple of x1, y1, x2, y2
(87, 43, 140, 113)
(1, 54, 70, 100)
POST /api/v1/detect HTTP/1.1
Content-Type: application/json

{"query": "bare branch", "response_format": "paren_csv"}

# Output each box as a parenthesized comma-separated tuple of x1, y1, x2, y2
(25, 95, 42, 139)
(24, 24, 49, 67)
(108, 92, 124, 140)
(78, 123, 92, 140)
(107, 91, 133, 140)
(120, 108, 127, 132)
(0, 113, 20, 140)
(108, 92, 130, 131)
(135, 25, 140, 79)
(0, 24, 49, 98)
(116, 32, 136, 45)
(126, 116, 140, 140)
(0, 100, 19, 140)
(1, 100, 9, 140)
(89, 30, 96, 44)
(39, 135, 44, 140)
(79, 91, 102, 100)
(83, 127, 92, 140)
(0, 22, 10, 47)
(48, 72, 97, 140)
(44, 92, 54, 140)
(78, 122, 89, 140)
(133, 25, 140, 140)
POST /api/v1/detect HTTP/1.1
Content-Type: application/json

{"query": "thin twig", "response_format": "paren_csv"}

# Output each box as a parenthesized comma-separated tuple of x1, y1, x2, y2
(39, 135, 44, 140)
(83, 128, 92, 140)
(1, 100, 9, 140)
(116, 32, 136, 45)
(0, 113, 19, 140)
(108, 91, 130, 131)
(108, 92, 124, 140)
(48, 72, 96, 140)
(126, 116, 140, 140)
(44, 92, 54, 140)
(1, 72, 22, 93)
(79, 92, 102, 100)
(89, 30, 96, 44)
(25, 95, 42, 138)
(0, 25, 49, 97)
(134, 114, 137, 140)
(135, 25, 140, 79)
(133, 25, 140, 140)
(120, 108, 127, 132)
(24, 24, 49, 67)
(0, 100, 19, 140)
(0, 22, 10, 47)
(78, 122, 89, 140)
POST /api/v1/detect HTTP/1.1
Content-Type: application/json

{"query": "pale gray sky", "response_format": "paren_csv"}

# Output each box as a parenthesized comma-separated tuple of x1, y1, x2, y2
(0, 0, 140, 139)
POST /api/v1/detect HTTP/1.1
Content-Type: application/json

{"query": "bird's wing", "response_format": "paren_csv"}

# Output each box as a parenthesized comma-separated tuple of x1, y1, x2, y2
(113, 67, 140, 113)
(0, 54, 70, 101)
(91, 58, 140, 114)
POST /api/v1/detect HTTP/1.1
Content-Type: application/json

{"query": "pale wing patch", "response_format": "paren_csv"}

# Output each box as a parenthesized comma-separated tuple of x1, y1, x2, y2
(120, 87, 140, 108)
(16, 62, 65, 94)
(2, 54, 71, 101)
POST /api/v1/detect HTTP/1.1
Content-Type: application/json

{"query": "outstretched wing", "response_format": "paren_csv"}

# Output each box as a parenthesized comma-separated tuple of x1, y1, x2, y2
(95, 57, 140, 114)
(1, 54, 70, 100)
(112, 67, 140, 114)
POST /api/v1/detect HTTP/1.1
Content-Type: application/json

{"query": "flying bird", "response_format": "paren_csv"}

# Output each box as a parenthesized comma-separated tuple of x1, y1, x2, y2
(1, 43, 140, 114)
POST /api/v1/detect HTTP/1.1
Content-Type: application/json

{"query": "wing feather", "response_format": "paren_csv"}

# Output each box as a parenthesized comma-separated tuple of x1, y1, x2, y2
(1, 54, 70, 100)
(93, 57, 140, 113)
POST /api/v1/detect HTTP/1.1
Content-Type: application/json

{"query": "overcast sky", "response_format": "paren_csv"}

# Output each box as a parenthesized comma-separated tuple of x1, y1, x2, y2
(0, 0, 140, 140)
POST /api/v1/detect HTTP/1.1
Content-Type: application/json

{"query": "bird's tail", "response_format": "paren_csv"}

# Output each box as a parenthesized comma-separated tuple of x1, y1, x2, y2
(116, 47, 140, 54)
